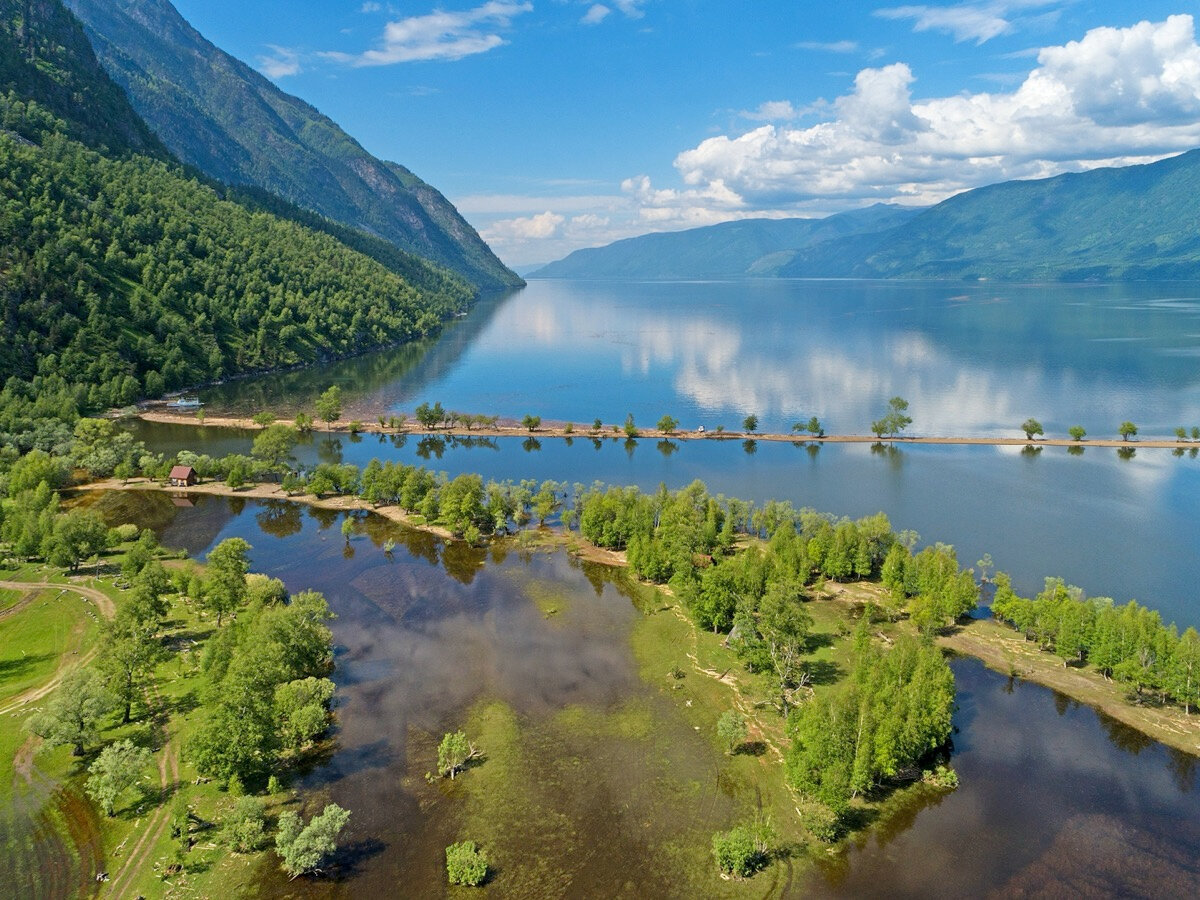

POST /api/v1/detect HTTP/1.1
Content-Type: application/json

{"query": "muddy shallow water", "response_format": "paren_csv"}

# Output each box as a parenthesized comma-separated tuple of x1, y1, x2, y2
(97, 492, 1200, 898)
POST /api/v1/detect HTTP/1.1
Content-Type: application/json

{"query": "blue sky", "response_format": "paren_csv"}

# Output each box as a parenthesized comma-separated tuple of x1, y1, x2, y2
(170, 1, 1200, 266)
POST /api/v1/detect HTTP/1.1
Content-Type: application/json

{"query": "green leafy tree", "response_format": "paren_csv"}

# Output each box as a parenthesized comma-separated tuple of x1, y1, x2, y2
(623, 413, 639, 438)
(224, 796, 267, 852)
(276, 803, 351, 879)
(1119, 421, 1138, 441)
(251, 424, 299, 470)
(446, 840, 489, 886)
(521, 414, 541, 432)
(807, 416, 824, 438)
(1021, 418, 1044, 440)
(1068, 425, 1087, 442)
(99, 614, 165, 724)
(315, 386, 343, 430)
(29, 668, 114, 756)
(657, 414, 678, 435)
(437, 730, 478, 779)
(716, 710, 748, 755)
(251, 412, 276, 427)
(275, 677, 335, 752)
(203, 537, 252, 625)
(871, 396, 912, 438)
(43, 508, 110, 572)
(86, 739, 152, 817)
(415, 401, 446, 430)
(742, 414, 758, 433)
(712, 817, 774, 878)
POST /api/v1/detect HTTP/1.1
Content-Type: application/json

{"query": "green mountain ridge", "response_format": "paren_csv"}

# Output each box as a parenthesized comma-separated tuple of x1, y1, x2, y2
(0, 0, 474, 439)
(530, 205, 923, 279)
(534, 151, 1200, 281)
(64, 0, 522, 292)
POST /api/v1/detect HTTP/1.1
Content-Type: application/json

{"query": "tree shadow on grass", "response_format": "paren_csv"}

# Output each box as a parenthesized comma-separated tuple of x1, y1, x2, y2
(802, 660, 843, 686)
(0, 652, 54, 682)
(737, 740, 768, 757)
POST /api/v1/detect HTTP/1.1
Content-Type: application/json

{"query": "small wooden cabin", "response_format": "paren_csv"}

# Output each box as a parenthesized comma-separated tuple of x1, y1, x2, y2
(169, 465, 197, 487)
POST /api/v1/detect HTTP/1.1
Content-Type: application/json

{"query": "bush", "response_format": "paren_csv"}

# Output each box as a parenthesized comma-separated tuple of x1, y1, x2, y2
(224, 796, 266, 852)
(446, 840, 488, 886)
(712, 817, 774, 877)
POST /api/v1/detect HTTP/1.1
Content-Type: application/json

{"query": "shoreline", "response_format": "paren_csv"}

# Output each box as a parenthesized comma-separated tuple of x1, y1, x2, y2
(133, 410, 1200, 450)
(73, 478, 1200, 758)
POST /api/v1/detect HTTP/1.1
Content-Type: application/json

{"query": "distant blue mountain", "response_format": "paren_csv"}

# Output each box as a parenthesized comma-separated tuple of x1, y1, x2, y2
(534, 150, 1200, 281)
(528, 205, 923, 279)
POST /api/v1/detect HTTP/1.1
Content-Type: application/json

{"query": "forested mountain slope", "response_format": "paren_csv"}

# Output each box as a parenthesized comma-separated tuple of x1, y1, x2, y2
(64, 0, 522, 291)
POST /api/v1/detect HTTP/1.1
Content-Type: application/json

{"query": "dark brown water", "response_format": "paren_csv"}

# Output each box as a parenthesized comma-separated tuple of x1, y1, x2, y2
(97, 492, 1200, 898)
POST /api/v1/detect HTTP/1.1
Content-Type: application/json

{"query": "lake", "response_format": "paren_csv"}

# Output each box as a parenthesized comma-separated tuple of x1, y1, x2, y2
(128, 277, 1200, 627)
(93, 492, 1200, 897)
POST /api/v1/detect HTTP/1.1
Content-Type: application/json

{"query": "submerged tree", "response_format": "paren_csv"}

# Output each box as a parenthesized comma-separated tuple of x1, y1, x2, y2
(276, 803, 351, 879)
(437, 730, 479, 779)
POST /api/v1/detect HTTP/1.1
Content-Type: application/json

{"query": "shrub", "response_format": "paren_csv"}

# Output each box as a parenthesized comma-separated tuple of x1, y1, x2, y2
(446, 840, 489, 886)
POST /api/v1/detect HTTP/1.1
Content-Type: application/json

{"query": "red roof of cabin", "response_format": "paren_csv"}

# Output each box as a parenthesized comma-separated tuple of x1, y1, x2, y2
(169, 465, 195, 479)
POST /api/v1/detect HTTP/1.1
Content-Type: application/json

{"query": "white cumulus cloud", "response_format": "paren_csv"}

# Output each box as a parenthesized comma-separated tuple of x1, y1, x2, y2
(257, 45, 303, 78)
(582, 4, 611, 25)
(659, 15, 1200, 213)
(484, 211, 567, 243)
(326, 1, 533, 66)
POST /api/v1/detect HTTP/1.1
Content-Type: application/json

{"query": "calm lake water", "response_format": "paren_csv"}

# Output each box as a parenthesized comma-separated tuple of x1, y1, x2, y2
(115, 279, 1200, 893)
(95, 493, 1200, 897)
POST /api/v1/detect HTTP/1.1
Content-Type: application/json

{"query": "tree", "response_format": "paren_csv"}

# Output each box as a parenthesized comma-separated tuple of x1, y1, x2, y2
(521, 414, 541, 432)
(807, 416, 824, 438)
(275, 677, 335, 752)
(657, 415, 678, 435)
(276, 803, 351, 879)
(315, 386, 343, 430)
(1068, 425, 1087, 442)
(29, 668, 114, 756)
(712, 817, 774, 878)
(446, 840, 489, 886)
(204, 537, 252, 625)
(415, 401, 446, 430)
(251, 412, 276, 427)
(1176, 426, 1188, 442)
(224, 796, 267, 852)
(87, 739, 152, 817)
(1119, 421, 1138, 441)
(716, 710, 748, 755)
(43, 508, 110, 572)
(871, 396, 912, 438)
(1193, 427, 1200, 442)
(623, 413, 639, 438)
(251, 424, 299, 470)
(99, 614, 165, 724)
(1021, 418, 1044, 440)
(743, 414, 758, 433)
(437, 730, 478, 779)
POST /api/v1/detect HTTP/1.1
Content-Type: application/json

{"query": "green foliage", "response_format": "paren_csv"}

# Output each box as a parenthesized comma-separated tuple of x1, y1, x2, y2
(1119, 421, 1138, 441)
(315, 387, 343, 428)
(275, 803, 351, 879)
(521, 413, 542, 432)
(871, 397, 912, 438)
(275, 677, 336, 752)
(656, 414, 678, 434)
(86, 739, 152, 817)
(716, 710, 747, 754)
(623, 413, 639, 438)
(742, 414, 758, 433)
(0, 94, 467, 424)
(446, 840, 489, 886)
(224, 796, 267, 852)
(437, 730, 476, 779)
(1021, 418, 1044, 440)
(711, 817, 774, 878)
(42, 507, 109, 571)
(251, 425, 299, 470)
(786, 637, 955, 806)
(1068, 425, 1087, 442)
(203, 537, 252, 626)
(29, 667, 114, 756)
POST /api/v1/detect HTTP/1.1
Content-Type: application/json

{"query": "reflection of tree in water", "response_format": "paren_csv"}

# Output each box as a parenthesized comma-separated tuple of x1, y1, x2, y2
(1052, 691, 1076, 716)
(1021, 444, 1043, 459)
(1117, 446, 1136, 461)
(656, 439, 678, 458)
(522, 437, 542, 453)
(441, 540, 487, 585)
(870, 442, 904, 470)
(624, 437, 638, 459)
(308, 505, 341, 531)
(416, 437, 446, 459)
(256, 501, 303, 539)
(1167, 747, 1197, 793)
(1068, 444, 1085, 456)
(318, 436, 343, 464)
(1095, 709, 1155, 755)
(806, 443, 821, 460)
(591, 438, 603, 451)
(742, 439, 757, 455)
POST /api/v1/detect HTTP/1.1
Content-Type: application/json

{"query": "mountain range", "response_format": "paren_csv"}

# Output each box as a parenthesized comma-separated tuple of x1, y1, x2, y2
(532, 151, 1200, 282)
(63, 0, 521, 292)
